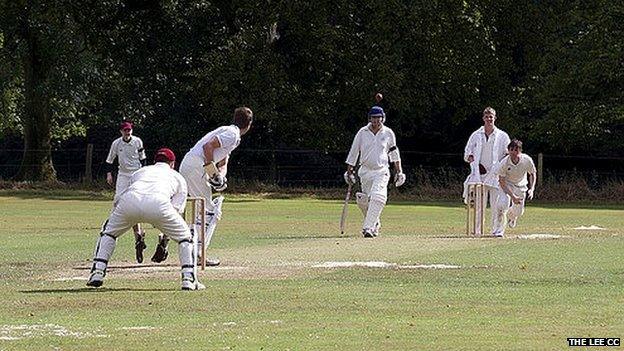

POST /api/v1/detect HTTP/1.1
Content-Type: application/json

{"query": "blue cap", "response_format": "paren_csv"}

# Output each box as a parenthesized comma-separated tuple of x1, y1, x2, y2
(368, 106, 385, 117)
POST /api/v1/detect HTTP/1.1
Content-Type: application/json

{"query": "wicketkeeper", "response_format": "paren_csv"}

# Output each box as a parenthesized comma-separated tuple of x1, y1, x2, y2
(105, 121, 148, 263)
(463, 107, 510, 235)
(344, 105, 405, 238)
(151, 107, 253, 266)
(492, 139, 537, 237)
(87, 148, 205, 290)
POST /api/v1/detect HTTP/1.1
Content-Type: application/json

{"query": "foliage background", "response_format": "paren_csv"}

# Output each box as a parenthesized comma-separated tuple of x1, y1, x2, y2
(0, 0, 622, 180)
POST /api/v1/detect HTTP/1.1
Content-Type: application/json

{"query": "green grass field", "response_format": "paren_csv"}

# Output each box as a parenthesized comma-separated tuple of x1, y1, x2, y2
(0, 191, 622, 350)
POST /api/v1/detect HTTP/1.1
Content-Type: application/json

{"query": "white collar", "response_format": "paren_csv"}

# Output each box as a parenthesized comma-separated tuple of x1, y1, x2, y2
(366, 123, 385, 134)
(477, 126, 499, 135)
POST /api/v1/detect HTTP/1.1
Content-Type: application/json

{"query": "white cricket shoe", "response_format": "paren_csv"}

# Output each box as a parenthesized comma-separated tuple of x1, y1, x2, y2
(181, 278, 206, 291)
(362, 228, 375, 238)
(86, 270, 105, 287)
(371, 222, 381, 237)
(492, 231, 504, 238)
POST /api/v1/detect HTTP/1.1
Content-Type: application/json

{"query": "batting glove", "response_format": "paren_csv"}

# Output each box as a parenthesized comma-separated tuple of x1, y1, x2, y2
(343, 171, 356, 185)
(208, 173, 225, 189)
(526, 188, 534, 200)
(394, 172, 406, 187)
(203, 161, 218, 177)
(212, 176, 228, 192)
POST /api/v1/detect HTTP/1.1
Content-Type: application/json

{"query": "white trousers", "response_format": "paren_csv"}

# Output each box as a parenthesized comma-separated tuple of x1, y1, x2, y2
(358, 167, 390, 230)
(104, 193, 191, 242)
(180, 154, 215, 211)
(114, 173, 132, 203)
(358, 167, 390, 203)
(493, 185, 526, 235)
(93, 192, 196, 284)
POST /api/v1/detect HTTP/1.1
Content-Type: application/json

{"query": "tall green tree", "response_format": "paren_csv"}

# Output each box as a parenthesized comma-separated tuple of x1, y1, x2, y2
(0, 0, 100, 181)
(532, 1, 624, 153)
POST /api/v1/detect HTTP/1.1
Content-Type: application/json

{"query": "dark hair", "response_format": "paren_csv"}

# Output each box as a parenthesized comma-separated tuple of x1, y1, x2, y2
(508, 139, 523, 150)
(233, 107, 253, 130)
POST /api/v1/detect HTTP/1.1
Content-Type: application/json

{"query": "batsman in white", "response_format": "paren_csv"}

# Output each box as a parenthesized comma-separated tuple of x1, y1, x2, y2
(463, 107, 510, 235)
(87, 148, 205, 290)
(105, 121, 148, 263)
(150, 107, 253, 265)
(492, 139, 537, 237)
(344, 105, 405, 238)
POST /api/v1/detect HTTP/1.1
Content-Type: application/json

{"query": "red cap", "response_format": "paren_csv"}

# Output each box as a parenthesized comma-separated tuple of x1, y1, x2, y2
(120, 121, 133, 130)
(154, 148, 176, 163)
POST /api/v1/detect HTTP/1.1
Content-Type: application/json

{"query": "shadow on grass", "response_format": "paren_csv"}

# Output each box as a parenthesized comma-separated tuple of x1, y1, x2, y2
(0, 190, 112, 201)
(21, 287, 176, 294)
(225, 198, 262, 203)
(71, 263, 179, 270)
(265, 235, 350, 240)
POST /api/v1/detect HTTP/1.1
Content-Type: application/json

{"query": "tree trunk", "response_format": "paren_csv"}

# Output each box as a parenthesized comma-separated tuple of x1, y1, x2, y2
(13, 22, 57, 182)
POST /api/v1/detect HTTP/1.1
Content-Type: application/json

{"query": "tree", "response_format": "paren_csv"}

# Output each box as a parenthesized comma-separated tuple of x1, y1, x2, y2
(0, 0, 100, 181)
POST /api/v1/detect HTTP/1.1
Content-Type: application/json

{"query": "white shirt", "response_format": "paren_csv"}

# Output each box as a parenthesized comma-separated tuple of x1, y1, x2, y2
(106, 136, 146, 176)
(496, 154, 536, 189)
(464, 126, 510, 172)
(125, 163, 188, 213)
(480, 134, 495, 169)
(346, 124, 398, 170)
(187, 125, 241, 163)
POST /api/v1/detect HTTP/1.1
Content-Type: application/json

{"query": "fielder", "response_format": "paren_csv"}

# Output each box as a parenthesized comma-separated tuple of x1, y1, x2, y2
(344, 105, 405, 238)
(151, 107, 253, 265)
(463, 107, 510, 235)
(492, 139, 537, 237)
(105, 121, 148, 263)
(87, 148, 205, 290)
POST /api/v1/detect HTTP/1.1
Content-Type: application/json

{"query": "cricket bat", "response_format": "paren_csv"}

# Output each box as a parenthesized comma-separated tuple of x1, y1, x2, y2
(339, 183, 352, 235)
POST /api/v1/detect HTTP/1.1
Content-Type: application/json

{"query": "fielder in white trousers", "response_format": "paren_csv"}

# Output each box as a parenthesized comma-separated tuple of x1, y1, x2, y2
(492, 140, 537, 237)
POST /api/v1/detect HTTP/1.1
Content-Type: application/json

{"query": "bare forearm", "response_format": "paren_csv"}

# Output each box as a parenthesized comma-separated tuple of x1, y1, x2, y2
(528, 173, 536, 190)
(393, 161, 402, 173)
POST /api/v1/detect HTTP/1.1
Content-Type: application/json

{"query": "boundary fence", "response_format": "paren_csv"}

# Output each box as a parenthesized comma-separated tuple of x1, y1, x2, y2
(2, 146, 624, 188)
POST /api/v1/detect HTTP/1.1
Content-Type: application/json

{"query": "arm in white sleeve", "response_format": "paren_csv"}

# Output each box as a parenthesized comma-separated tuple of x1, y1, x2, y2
(498, 132, 511, 161)
(388, 131, 401, 163)
(106, 139, 118, 164)
(463, 132, 477, 163)
(345, 131, 361, 167)
(138, 139, 147, 162)
(171, 176, 188, 214)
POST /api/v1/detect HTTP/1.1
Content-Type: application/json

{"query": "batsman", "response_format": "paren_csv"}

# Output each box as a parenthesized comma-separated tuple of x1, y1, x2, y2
(150, 107, 253, 266)
(344, 102, 405, 238)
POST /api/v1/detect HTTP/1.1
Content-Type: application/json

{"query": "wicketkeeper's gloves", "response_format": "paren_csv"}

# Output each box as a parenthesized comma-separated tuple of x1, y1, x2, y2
(135, 232, 146, 263)
(151, 236, 169, 263)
